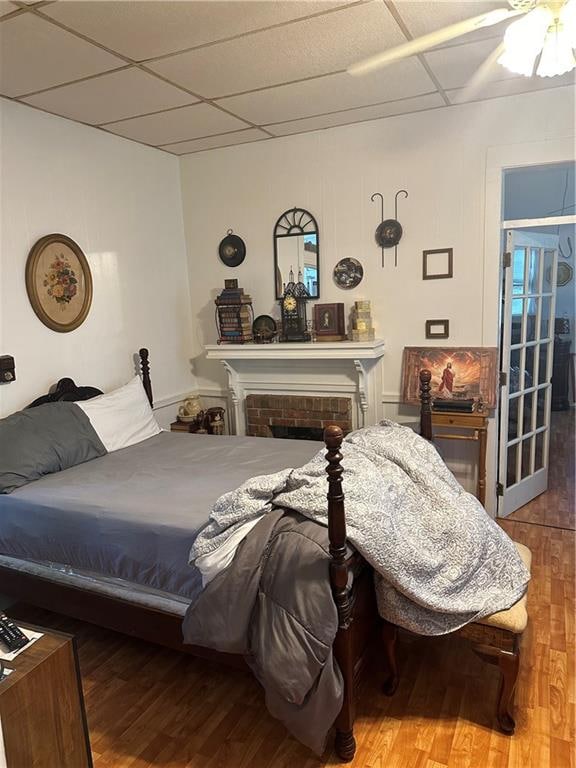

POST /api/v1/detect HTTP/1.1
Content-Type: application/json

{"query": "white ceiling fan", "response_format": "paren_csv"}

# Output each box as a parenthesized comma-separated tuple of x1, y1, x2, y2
(349, 0, 576, 79)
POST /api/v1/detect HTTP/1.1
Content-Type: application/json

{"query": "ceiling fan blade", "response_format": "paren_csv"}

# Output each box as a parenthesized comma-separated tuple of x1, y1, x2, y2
(348, 8, 524, 76)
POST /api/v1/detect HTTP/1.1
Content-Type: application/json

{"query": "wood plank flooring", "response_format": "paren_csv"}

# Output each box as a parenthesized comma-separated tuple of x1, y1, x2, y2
(507, 410, 575, 530)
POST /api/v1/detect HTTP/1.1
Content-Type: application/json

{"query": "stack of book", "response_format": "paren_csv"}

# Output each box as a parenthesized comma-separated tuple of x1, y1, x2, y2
(350, 300, 375, 341)
(432, 399, 475, 413)
(215, 280, 253, 344)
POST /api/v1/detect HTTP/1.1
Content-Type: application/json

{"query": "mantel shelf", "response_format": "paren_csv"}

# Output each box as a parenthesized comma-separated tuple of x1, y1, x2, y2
(205, 339, 385, 361)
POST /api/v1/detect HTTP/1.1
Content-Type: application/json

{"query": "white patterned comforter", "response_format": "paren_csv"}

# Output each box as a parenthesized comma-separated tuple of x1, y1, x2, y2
(190, 422, 530, 635)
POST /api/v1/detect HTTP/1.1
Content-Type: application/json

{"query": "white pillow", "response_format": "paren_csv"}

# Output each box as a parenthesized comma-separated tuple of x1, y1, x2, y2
(77, 376, 161, 453)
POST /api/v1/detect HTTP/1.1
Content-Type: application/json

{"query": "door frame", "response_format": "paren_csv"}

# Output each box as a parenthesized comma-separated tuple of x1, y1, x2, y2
(482, 138, 575, 517)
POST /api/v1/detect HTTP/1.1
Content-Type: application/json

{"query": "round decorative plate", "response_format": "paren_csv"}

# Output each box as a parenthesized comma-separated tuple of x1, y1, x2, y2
(333, 257, 364, 289)
(546, 261, 573, 287)
(556, 261, 573, 287)
(375, 218, 403, 248)
(252, 314, 277, 343)
(218, 230, 246, 267)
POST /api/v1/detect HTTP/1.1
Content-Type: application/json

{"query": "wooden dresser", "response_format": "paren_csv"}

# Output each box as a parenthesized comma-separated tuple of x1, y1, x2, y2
(0, 624, 92, 767)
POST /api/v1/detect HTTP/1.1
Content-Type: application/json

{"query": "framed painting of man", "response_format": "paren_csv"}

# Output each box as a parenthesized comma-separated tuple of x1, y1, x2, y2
(402, 347, 498, 409)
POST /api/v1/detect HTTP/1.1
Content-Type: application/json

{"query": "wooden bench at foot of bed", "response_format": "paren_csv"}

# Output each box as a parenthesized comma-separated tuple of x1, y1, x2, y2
(381, 372, 532, 737)
(381, 542, 531, 734)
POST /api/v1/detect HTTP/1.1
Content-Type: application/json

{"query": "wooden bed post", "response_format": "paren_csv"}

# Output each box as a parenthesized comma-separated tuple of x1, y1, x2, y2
(139, 348, 153, 407)
(324, 425, 356, 762)
(419, 368, 432, 440)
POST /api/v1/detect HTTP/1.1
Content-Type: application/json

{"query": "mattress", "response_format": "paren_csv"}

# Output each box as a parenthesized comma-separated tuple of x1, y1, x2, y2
(0, 431, 321, 600)
(0, 555, 190, 616)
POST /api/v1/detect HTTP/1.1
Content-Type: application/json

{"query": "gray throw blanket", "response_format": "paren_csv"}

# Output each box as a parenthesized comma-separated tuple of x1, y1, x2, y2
(185, 422, 530, 752)
(183, 510, 341, 755)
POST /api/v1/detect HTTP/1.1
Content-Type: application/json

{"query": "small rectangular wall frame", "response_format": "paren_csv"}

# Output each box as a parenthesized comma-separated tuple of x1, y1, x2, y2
(423, 248, 453, 280)
(425, 319, 450, 339)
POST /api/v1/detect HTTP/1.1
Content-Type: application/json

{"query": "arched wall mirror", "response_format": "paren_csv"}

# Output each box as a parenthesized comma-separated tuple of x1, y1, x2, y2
(274, 207, 319, 299)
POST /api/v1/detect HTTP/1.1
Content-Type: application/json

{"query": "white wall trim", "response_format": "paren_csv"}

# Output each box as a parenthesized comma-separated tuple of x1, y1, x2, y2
(381, 391, 403, 404)
(152, 392, 190, 411)
(502, 214, 576, 228)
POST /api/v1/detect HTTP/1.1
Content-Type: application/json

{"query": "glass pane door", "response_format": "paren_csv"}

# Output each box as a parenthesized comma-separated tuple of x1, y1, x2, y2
(498, 231, 558, 516)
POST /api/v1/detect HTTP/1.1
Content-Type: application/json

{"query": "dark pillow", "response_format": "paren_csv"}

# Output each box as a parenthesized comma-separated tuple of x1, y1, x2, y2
(0, 402, 106, 494)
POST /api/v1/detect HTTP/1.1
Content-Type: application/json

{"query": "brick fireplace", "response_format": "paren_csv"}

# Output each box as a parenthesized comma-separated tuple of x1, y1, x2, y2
(205, 339, 385, 435)
(246, 394, 352, 438)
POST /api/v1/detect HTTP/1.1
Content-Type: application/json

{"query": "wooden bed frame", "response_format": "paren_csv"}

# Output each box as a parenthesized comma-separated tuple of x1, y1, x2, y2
(0, 350, 433, 762)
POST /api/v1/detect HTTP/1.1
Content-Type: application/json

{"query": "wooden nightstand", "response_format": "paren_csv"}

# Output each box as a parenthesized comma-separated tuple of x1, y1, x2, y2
(0, 623, 92, 767)
(431, 410, 489, 506)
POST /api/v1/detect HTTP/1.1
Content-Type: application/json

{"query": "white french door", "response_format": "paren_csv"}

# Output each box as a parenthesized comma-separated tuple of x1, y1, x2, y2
(498, 230, 558, 517)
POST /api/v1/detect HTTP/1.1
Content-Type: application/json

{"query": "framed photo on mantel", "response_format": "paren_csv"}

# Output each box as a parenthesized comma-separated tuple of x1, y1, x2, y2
(402, 346, 498, 409)
(314, 303, 346, 341)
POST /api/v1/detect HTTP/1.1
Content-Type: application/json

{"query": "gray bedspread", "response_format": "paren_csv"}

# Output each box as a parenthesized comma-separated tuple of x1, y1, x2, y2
(0, 431, 320, 599)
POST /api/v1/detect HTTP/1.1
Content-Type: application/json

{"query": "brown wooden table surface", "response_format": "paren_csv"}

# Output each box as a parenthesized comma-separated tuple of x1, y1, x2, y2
(0, 621, 92, 768)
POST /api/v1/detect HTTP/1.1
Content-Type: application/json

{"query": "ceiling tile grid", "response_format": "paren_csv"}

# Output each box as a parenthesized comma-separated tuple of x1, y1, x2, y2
(0, 12, 125, 97)
(104, 102, 250, 146)
(215, 57, 436, 126)
(0, 2, 19, 19)
(265, 92, 446, 136)
(447, 71, 576, 105)
(23, 67, 197, 125)
(0, 0, 569, 155)
(423, 36, 518, 91)
(160, 127, 271, 155)
(40, 0, 359, 62)
(147, 1, 406, 99)
(393, 1, 508, 49)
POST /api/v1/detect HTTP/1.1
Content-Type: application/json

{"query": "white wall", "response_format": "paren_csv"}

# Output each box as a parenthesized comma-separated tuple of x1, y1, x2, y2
(180, 86, 575, 506)
(0, 99, 196, 425)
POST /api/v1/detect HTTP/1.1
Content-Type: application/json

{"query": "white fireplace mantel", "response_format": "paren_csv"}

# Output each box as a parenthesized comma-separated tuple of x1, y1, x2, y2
(205, 340, 385, 435)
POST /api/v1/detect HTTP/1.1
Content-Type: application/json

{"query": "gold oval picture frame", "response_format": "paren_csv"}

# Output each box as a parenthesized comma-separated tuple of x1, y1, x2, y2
(25, 234, 93, 333)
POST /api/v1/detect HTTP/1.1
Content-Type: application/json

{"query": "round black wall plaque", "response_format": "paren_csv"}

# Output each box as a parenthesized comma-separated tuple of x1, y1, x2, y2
(218, 230, 246, 267)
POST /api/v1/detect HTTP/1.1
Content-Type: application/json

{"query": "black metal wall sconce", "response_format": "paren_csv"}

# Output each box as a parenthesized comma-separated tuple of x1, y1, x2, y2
(371, 189, 408, 267)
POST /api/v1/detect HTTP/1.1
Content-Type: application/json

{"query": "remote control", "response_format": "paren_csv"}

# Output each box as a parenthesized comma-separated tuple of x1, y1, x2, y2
(0, 614, 28, 652)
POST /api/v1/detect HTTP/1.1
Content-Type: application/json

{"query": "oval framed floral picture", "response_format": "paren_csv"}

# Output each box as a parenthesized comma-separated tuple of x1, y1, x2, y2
(25, 234, 93, 333)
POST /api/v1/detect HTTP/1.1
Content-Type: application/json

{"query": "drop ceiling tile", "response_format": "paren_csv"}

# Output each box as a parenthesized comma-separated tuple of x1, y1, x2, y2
(0, 13, 125, 97)
(103, 102, 249, 145)
(0, 2, 18, 18)
(217, 58, 436, 125)
(447, 72, 576, 104)
(393, 1, 509, 49)
(266, 93, 445, 136)
(423, 37, 517, 90)
(161, 128, 270, 155)
(41, 0, 356, 62)
(23, 68, 197, 125)
(148, 1, 407, 99)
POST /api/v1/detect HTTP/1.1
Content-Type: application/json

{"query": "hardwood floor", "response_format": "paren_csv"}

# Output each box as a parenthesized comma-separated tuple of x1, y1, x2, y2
(507, 410, 575, 530)
(12, 513, 574, 768)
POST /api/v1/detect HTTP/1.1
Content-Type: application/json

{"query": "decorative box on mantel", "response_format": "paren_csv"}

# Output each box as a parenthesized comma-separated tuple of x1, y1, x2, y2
(205, 339, 385, 436)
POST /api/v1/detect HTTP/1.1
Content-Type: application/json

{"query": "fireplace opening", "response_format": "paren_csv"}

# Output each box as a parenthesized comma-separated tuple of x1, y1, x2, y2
(270, 425, 324, 441)
(246, 394, 352, 438)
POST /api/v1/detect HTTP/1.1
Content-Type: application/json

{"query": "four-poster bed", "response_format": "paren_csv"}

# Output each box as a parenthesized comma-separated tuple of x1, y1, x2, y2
(0, 350, 438, 761)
